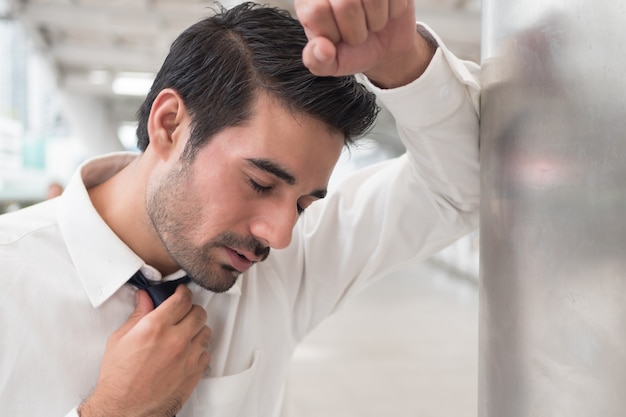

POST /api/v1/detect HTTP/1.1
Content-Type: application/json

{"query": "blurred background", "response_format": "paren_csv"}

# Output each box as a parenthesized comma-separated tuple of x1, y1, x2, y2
(1, 0, 480, 415)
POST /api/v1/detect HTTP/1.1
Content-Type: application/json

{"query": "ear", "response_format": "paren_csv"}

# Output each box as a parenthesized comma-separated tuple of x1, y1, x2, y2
(146, 88, 189, 160)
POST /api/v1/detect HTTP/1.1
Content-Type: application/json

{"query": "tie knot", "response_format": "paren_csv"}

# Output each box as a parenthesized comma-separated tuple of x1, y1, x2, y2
(128, 270, 190, 307)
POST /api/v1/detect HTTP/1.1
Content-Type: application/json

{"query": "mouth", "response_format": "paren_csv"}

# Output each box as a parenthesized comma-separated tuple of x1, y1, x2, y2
(224, 247, 255, 273)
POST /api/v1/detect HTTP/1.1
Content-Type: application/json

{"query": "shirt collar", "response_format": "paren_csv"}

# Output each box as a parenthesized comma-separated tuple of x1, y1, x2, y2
(58, 152, 143, 307)
(58, 152, 241, 307)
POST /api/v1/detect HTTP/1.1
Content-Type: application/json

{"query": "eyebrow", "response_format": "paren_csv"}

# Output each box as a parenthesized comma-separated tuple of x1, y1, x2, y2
(246, 158, 327, 199)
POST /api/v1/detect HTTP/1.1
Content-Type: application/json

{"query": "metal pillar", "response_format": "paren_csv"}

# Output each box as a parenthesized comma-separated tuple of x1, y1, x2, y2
(479, 1, 626, 416)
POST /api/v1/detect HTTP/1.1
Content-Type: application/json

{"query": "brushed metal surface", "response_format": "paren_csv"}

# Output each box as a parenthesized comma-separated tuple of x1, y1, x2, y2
(479, 1, 626, 416)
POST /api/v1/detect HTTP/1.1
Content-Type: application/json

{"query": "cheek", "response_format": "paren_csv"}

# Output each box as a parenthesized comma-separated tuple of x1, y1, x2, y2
(186, 175, 252, 237)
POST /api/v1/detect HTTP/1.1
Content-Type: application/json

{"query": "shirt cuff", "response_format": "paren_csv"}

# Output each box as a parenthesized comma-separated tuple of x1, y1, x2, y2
(360, 23, 479, 129)
(65, 406, 80, 417)
(363, 47, 462, 128)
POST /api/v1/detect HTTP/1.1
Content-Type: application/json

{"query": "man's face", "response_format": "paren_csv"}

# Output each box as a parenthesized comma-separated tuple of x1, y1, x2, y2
(147, 94, 344, 292)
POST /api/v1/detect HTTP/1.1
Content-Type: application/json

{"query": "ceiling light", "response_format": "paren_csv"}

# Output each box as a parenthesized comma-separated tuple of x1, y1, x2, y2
(112, 72, 154, 96)
(88, 70, 110, 85)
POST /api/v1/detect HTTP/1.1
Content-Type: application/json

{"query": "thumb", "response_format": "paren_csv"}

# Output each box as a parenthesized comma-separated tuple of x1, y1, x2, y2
(133, 289, 155, 316)
(302, 37, 338, 76)
(124, 290, 155, 329)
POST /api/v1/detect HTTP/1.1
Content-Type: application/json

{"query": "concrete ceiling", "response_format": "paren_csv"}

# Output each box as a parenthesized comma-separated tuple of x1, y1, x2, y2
(7, 0, 481, 144)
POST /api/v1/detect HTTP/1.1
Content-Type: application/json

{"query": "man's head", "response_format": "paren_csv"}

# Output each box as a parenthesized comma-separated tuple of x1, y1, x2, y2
(136, 1, 379, 161)
(138, 2, 380, 292)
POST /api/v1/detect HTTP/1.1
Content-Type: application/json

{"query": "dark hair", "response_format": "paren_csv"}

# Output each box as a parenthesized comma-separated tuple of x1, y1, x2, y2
(135, 2, 379, 158)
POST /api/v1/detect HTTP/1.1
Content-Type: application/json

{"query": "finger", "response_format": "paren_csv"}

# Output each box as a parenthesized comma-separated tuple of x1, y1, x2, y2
(185, 348, 212, 383)
(199, 351, 211, 375)
(178, 350, 211, 405)
(388, 0, 410, 19)
(191, 325, 212, 350)
(296, 0, 341, 43)
(189, 351, 211, 382)
(152, 284, 194, 325)
(176, 304, 208, 338)
(302, 37, 338, 75)
(303, 26, 315, 43)
(189, 326, 212, 376)
(134, 289, 155, 315)
(330, 0, 368, 45)
(118, 290, 154, 333)
(203, 362, 212, 379)
(108, 290, 154, 343)
(362, 0, 389, 32)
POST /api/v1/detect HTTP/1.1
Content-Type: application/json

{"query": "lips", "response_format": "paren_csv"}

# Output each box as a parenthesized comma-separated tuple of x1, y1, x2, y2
(224, 247, 254, 272)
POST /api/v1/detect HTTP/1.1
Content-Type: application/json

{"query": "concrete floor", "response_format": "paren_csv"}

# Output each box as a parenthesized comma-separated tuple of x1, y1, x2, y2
(282, 259, 479, 417)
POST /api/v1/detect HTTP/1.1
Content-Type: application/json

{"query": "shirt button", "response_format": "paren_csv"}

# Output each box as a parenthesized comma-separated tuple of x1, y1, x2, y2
(440, 86, 450, 100)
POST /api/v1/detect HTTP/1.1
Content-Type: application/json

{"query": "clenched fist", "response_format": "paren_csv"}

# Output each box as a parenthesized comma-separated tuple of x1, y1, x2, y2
(295, 0, 436, 87)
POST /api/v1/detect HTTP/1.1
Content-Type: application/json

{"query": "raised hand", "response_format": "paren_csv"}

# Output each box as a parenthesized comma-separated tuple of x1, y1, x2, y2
(78, 286, 212, 417)
(295, 0, 436, 88)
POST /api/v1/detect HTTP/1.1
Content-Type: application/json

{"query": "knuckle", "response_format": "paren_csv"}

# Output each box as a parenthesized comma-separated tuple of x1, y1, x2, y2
(200, 327, 212, 349)
(193, 305, 208, 323)
(178, 285, 193, 302)
(365, 16, 386, 32)
(293, 0, 310, 14)
(334, 0, 361, 15)
(187, 306, 208, 329)
(389, 0, 409, 17)
(362, 0, 385, 16)
(298, 1, 332, 27)
(168, 286, 193, 308)
(200, 351, 212, 370)
(186, 350, 211, 375)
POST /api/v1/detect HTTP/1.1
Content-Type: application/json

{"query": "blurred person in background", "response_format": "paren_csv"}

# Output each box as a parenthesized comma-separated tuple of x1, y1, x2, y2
(46, 181, 64, 199)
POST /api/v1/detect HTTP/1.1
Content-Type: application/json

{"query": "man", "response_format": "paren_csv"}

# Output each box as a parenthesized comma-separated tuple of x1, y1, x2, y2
(0, 1, 480, 416)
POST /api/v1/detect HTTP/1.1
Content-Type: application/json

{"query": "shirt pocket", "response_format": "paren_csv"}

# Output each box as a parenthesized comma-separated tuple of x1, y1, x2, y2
(189, 349, 263, 417)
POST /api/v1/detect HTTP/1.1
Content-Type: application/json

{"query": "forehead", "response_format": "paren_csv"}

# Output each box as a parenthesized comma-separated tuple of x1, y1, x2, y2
(194, 93, 344, 184)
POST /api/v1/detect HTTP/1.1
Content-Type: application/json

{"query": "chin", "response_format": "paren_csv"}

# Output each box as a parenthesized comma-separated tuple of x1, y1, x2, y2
(190, 267, 240, 293)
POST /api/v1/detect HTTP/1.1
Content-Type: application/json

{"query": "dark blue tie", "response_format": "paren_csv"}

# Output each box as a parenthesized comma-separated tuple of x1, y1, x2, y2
(128, 270, 191, 307)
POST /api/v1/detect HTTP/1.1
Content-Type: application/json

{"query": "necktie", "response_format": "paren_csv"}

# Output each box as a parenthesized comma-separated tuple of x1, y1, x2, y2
(128, 270, 191, 307)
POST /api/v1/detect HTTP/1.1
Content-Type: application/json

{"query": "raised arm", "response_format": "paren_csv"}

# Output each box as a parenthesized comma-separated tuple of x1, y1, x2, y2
(276, 0, 481, 337)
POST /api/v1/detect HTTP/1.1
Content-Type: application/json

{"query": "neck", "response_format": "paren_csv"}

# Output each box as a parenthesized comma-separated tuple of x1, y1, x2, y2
(88, 155, 179, 275)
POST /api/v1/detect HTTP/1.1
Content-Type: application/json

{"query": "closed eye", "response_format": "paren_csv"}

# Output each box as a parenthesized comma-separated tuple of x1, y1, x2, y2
(248, 178, 273, 195)
(249, 178, 307, 215)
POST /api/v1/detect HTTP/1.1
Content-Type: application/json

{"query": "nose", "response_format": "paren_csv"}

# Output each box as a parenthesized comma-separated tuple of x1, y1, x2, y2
(249, 204, 299, 250)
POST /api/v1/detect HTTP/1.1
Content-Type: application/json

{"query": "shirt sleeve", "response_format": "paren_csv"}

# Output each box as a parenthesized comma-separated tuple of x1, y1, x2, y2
(266, 26, 481, 340)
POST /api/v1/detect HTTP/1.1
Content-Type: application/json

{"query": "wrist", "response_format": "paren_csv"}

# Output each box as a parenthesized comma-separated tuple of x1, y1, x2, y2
(364, 25, 438, 89)
(77, 391, 126, 417)
(77, 399, 97, 417)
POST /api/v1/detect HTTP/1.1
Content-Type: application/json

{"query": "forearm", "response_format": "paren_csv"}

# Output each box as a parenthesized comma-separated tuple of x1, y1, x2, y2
(285, 35, 480, 333)
(363, 28, 480, 211)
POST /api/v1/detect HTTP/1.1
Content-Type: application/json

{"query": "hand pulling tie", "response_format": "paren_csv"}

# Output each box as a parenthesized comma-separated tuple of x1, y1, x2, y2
(128, 270, 192, 416)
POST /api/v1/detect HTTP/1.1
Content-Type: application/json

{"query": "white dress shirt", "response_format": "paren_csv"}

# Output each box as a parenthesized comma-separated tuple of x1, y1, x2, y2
(0, 31, 480, 417)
